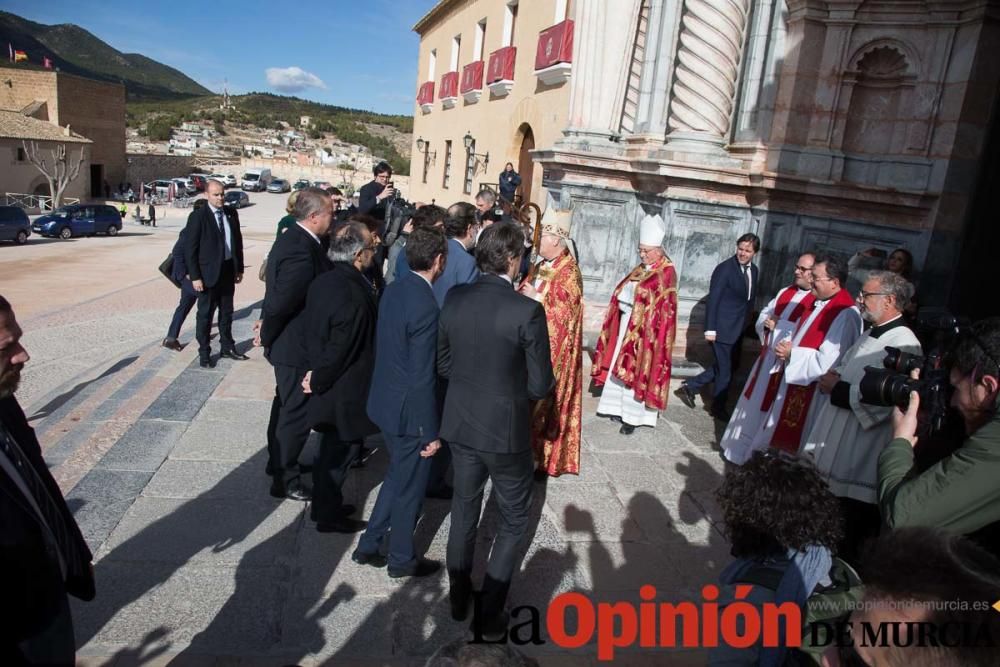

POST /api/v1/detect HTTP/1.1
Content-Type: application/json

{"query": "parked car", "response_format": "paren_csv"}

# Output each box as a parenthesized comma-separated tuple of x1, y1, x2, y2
(144, 180, 174, 197)
(188, 174, 208, 191)
(0, 206, 31, 244)
(172, 178, 197, 196)
(208, 173, 235, 188)
(267, 179, 291, 193)
(292, 178, 311, 191)
(222, 174, 238, 187)
(224, 190, 250, 208)
(32, 204, 123, 239)
(241, 168, 272, 192)
(312, 180, 332, 190)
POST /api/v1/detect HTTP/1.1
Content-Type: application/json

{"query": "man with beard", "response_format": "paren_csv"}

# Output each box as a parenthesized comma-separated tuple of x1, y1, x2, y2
(719, 253, 816, 464)
(800, 271, 921, 563)
(0, 296, 95, 663)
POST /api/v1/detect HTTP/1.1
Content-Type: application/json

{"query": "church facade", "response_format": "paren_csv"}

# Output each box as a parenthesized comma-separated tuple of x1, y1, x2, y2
(532, 0, 1000, 351)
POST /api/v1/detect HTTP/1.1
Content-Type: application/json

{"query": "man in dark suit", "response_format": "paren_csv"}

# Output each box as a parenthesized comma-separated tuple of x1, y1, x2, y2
(355, 226, 449, 577)
(677, 233, 761, 421)
(0, 296, 95, 664)
(260, 188, 333, 501)
(357, 160, 394, 221)
(433, 203, 480, 308)
(184, 179, 246, 368)
(300, 222, 379, 533)
(162, 227, 197, 351)
(438, 223, 554, 635)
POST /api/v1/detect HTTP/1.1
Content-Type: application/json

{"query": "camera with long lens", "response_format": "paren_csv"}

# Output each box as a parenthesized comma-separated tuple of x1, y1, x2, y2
(858, 314, 965, 436)
(383, 187, 417, 249)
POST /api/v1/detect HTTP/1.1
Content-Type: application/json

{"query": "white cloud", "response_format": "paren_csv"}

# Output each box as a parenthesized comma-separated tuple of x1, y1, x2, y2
(265, 66, 327, 93)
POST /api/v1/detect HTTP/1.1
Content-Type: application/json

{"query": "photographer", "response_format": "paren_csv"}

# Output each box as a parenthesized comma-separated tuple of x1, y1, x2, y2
(358, 161, 394, 220)
(880, 316, 1000, 558)
(800, 271, 921, 564)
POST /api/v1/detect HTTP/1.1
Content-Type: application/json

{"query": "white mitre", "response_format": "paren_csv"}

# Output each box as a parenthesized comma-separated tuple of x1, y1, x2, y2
(639, 214, 665, 246)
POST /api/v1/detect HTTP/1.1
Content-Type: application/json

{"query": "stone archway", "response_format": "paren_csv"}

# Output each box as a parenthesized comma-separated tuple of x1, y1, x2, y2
(516, 123, 535, 206)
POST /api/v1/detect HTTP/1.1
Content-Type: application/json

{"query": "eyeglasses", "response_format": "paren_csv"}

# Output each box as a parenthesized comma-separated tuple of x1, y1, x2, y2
(795, 265, 814, 272)
(858, 291, 889, 300)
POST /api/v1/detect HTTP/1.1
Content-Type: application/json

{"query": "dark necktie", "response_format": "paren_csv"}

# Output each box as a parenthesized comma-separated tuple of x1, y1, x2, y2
(215, 208, 225, 234)
(742, 264, 751, 298)
(0, 422, 86, 579)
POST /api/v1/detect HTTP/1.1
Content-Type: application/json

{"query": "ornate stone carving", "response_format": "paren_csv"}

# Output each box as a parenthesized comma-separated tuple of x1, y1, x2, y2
(667, 0, 751, 140)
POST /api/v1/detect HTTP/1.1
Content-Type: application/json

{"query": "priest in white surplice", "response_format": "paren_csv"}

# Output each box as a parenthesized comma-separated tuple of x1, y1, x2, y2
(721, 253, 816, 464)
(801, 271, 921, 562)
(750, 254, 863, 456)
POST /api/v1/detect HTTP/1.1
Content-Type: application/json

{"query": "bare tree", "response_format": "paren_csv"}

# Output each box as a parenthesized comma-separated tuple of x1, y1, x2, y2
(23, 140, 85, 209)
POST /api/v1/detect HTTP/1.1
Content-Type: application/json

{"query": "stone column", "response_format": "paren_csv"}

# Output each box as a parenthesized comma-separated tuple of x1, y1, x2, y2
(564, 0, 643, 142)
(633, 0, 685, 138)
(665, 0, 752, 153)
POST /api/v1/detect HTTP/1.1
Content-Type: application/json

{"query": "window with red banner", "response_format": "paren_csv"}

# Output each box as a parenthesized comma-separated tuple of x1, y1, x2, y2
(535, 19, 574, 71)
(487, 46, 516, 83)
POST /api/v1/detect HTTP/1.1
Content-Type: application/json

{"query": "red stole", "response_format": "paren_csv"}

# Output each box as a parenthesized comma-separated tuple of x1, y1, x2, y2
(743, 287, 812, 402)
(769, 288, 857, 453)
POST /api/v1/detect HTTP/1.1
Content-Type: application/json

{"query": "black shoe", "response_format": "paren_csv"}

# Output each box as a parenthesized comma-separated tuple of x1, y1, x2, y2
(340, 504, 357, 517)
(162, 338, 183, 351)
(471, 610, 509, 641)
(426, 485, 454, 500)
(619, 424, 636, 435)
(351, 549, 387, 568)
(316, 517, 367, 533)
(270, 481, 312, 502)
(199, 357, 216, 368)
(450, 575, 472, 621)
(388, 558, 442, 579)
(609, 415, 622, 423)
(220, 350, 250, 361)
(675, 383, 697, 408)
(533, 469, 549, 482)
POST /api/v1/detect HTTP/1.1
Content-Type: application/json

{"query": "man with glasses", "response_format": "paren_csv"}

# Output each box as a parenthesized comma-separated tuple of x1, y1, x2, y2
(751, 254, 862, 455)
(592, 214, 679, 435)
(881, 317, 1000, 559)
(800, 271, 921, 563)
(719, 252, 817, 464)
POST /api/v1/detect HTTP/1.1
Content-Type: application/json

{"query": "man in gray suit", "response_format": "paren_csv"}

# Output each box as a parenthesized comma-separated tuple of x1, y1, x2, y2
(437, 223, 554, 638)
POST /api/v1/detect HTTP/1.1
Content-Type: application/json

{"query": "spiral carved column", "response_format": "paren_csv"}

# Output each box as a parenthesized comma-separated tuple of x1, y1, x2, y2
(666, 0, 751, 149)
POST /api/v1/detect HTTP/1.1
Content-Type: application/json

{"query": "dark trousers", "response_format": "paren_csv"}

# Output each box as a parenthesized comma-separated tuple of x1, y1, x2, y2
(447, 442, 534, 620)
(838, 497, 882, 567)
(272, 363, 311, 486)
(265, 387, 281, 475)
(688, 340, 736, 411)
(195, 261, 236, 358)
(12, 589, 75, 665)
(426, 439, 452, 495)
(311, 434, 361, 523)
(166, 280, 198, 341)
(358, 433, 433, 569)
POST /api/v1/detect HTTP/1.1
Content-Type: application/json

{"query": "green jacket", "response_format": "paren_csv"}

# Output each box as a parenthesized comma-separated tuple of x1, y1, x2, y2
(878, 396, 1000, 554)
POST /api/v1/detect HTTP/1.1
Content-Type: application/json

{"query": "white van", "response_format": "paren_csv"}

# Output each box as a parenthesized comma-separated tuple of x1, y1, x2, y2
(241, 168, 272, 192)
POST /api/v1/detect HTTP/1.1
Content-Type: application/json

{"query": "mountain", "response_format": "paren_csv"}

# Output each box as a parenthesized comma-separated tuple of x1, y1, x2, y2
(0, 11, 210, 99)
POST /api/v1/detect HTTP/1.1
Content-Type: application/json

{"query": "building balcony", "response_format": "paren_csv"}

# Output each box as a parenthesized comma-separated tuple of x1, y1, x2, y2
(440, 71, 459, 109)
(417, 81, 435, 114)
(534, 19, 574, 86)
(461, 61, 485, 104)
(487, 46, 516, 97)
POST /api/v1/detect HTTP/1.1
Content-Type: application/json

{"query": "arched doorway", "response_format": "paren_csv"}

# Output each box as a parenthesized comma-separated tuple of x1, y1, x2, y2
(517, 124, 535, 207)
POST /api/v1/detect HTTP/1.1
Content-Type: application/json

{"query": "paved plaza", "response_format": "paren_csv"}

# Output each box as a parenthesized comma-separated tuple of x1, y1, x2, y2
(4, 193, 731, 665)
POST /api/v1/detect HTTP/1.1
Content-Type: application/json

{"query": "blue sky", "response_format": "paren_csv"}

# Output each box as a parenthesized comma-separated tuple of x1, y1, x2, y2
(7, 0, 438, 115)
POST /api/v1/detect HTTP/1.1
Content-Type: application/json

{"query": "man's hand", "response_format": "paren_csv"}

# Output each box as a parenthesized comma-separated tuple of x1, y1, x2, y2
(774, 340, 792, 361)
(892, 391, 920, 447)
(235, 273, 243, 284)
(705, 333, 717, 343)
(818, 370, 840, 395)
(420, 439, 441, 458)
(402, 220, 414, 235)
(376, 185, 395, 201)
(763, 317, 776, 331)
(192, 279, 205, 292)
(301, 371, 313, 394)
(252, 319, 263, 347)
(518, 283, 538, 299)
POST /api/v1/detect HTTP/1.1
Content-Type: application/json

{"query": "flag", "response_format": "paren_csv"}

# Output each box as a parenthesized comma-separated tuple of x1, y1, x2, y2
(13, 50, 27, 63)
(43, 56, 53, 69)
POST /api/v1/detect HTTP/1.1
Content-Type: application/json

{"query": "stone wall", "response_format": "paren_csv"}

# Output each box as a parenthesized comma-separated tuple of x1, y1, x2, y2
(56, 73, 127, 190)
(1, 138, 91, 204)
(126, 154, 195, 187)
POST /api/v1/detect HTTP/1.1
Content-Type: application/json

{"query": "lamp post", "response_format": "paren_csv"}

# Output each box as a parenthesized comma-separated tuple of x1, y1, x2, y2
(462, 131, 489, 169)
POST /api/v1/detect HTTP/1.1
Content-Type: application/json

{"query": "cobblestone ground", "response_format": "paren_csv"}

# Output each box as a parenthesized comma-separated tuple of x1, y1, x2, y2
(5, 193, 733, 666)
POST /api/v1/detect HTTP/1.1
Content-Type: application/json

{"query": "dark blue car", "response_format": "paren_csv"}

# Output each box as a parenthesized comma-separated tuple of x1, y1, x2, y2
(32, 204, 123, 239)
(0, 206, 31, 244)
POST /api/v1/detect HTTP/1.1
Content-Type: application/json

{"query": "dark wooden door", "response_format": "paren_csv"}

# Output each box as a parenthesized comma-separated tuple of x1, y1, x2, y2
(517, 125, 535, 206)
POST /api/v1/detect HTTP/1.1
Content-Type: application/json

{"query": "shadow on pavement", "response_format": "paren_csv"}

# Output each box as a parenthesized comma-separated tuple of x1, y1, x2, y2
(28, 356, 139, 423)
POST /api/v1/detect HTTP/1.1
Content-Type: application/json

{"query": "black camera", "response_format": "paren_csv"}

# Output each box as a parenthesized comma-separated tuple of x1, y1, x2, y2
(859, 314, 966, 435)
(383, 189, 416, 248)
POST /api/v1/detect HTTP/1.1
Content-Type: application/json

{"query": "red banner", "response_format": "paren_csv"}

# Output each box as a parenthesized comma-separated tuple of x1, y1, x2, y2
(461, 61, 484, 94)
(416, 81, 435, 106)
(535, 20, 574, 70)
(487, 46, 516, 83)
(440, 71, 459, 99)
